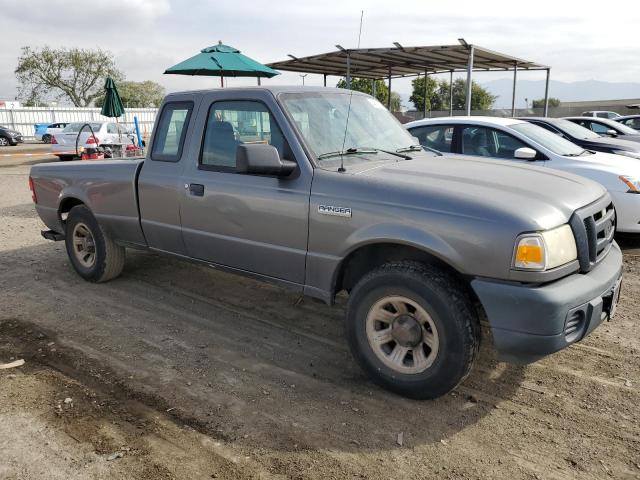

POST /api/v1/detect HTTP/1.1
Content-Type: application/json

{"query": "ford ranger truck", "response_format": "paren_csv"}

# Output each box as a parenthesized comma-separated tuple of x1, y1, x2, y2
(29, 87, 623, 399)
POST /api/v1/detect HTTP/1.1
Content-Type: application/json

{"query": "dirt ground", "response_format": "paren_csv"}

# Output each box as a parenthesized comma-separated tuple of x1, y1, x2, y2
(1, 144, 640, 479)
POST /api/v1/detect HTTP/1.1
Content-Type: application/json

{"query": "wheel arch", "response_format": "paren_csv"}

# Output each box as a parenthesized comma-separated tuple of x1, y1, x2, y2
(333, 239, 468, 298)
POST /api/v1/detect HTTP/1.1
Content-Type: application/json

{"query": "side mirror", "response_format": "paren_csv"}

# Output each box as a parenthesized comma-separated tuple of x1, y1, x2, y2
(606, 129, 618, 137)
(236, 144, 296, 176)
(514, 147, 538, 160)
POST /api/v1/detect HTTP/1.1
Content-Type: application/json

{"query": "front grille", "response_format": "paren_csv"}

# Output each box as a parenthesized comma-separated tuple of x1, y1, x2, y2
(569, 196, 615, 273)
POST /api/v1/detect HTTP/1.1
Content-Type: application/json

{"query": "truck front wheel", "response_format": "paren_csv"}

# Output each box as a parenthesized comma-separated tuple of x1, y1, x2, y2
(64, 205, 125, 282)
(345, 261, 480, 399)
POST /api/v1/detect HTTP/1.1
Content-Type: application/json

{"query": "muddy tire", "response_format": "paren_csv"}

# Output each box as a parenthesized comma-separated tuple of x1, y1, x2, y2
(64, 205, 125, 283)
(345, 261, 480, 399)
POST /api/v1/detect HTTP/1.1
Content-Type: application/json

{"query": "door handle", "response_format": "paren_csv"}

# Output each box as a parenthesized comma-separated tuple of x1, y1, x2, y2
(189, 183, 205, 196)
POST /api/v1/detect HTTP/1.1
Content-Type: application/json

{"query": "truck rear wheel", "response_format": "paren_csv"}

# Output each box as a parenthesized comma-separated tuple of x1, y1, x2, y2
(64, 205, 125, 283)
(345, 261, 480, 399)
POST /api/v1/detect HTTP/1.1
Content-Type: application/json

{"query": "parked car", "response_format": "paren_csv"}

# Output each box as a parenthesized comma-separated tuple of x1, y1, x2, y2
(616, 115, 640, 130)
(35, 122, 69, 143)
(406, 116, 640, 233)
(581, 111, 621, 119)
(521, 117, 640, 159)
(30, 87, 623, 399)
(51, 121, 134, 160)
(0, 125, 24, 146)
(564, 116, 640, 142)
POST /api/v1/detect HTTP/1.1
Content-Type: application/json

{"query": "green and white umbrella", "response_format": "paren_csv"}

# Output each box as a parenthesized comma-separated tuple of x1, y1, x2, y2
(164, 42, 280, 87)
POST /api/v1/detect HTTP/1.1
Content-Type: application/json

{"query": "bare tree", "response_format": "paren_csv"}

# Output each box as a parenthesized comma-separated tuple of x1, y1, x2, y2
(15, 46, 123, 107)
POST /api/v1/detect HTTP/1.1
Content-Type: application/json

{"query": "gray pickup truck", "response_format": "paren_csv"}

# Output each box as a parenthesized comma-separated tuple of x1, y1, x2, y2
(30, 87, 623, 399)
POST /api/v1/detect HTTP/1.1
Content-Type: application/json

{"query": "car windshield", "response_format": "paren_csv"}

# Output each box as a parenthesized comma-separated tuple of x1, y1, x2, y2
(280, 92, 419, 169)
(511, 122, 587, 156)
(63, 122, 103, 133)
(552, 119, 601, 139)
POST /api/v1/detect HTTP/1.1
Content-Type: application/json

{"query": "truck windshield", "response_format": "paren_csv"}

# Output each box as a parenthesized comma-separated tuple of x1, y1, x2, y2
(280, 92, 418, 167)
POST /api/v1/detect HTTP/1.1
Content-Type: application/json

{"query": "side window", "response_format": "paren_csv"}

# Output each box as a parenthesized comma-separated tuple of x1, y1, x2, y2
(596, 112, 608, 118)
(461, 126, 528, 159)
(151, 101, 193, 162)
(461, 126, 495, 157)
(107, 123, 118, 134)
(589, 122, 610, 134)
(409, 125, 454, 153)
(493, 130, 529, 158)
(200, 100, 287, 171)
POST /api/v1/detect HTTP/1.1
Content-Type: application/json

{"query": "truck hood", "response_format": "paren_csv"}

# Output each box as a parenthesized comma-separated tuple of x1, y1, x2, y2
(350, 154, 606, 230)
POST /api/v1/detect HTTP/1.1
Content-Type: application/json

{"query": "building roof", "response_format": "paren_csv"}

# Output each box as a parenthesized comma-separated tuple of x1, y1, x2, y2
(267, 44, 548, 79)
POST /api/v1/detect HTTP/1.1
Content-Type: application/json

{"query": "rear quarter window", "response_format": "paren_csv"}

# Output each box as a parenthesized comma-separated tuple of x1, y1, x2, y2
(151, 101, 194, 162)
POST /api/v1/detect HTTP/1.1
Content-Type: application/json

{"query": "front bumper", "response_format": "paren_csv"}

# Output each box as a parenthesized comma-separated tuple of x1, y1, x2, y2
(471, 243, 623, 364)
(9, 135, 23, 145)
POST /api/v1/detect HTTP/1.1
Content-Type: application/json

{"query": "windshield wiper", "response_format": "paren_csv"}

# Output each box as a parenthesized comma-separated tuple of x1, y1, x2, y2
(564, 149, 589, 157)
(398, 144, 443, 156)
(317, 147, 378, 160)
(396, 145, 423, 153)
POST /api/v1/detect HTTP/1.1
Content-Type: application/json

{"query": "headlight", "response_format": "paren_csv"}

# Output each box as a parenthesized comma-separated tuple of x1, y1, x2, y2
(619, 175, 640, 193)
(9, 131, 19, 136)
(513, 224, 577, 271)
(613, 150, 640, 160)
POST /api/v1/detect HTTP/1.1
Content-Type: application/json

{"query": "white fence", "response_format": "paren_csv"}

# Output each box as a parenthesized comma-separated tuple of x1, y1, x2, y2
(0, 107, 158, 138)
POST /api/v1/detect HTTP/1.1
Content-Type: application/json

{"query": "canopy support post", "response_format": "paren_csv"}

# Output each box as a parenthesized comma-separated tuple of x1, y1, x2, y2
(257, 77, 261, 86)
(387, 67, 392, 110)
(465, 45, 474, 115)
(511, 61, 518, 117)
(423, 70, 428, 118)
(449, 70, 454, 116)
(543, 68, 551, 117)
(323, 74, 327, 87)
(372, 78, 376, 99)
(346, 54, 351, 89)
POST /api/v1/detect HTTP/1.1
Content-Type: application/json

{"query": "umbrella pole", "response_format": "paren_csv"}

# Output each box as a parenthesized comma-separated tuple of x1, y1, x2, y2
(220, 75, 224, 88)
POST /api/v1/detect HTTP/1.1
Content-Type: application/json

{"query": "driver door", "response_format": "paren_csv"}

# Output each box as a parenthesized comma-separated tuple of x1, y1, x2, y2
(179, 93, 312, 284)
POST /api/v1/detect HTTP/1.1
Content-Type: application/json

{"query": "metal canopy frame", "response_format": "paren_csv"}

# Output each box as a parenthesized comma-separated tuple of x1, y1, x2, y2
(268, 43, 552, 116)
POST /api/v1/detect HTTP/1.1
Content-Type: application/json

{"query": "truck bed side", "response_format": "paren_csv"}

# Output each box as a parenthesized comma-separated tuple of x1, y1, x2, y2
(30, 159, 147, 246)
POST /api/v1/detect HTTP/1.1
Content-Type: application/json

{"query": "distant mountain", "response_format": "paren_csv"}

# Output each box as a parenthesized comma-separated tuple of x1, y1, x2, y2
(481, 79, 640, 108)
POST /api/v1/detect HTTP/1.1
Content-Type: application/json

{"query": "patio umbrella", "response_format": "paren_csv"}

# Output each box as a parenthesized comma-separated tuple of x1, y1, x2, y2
(100, 77, 125, 118)
(164, 42, 280, 87)
(100, 77, 125, 143)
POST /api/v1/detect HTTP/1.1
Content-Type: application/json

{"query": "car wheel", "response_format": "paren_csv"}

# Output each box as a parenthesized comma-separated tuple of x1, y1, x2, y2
(345, 261, 480, 399)
(57, 155, 74, 161)
(0, 136, 9, 146)
(64, 205, 125, 283)
(42, 134, 51, 144)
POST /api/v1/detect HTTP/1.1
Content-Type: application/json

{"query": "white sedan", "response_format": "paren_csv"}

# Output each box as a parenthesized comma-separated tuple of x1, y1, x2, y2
(405, 116, 640, 234)
(51, 121, 133, 160)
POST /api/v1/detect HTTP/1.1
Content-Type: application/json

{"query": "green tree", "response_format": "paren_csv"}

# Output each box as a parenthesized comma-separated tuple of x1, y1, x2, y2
(336, 77, 388, 104)
(410, 77, 497, 112)
(532, 97, 560, 108)
(95, 80, 165, 108)
(15, 46, 123, 107)
(389, 91, 401, 112)
(409, 75, 440, 112)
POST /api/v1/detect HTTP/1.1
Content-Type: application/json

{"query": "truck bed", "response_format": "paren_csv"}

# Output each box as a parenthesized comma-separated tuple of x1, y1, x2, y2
(30, 158, 146, 245)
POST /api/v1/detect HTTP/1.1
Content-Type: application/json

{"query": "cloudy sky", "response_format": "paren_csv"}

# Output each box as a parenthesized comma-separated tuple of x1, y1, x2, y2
(1, 0, 638, 107)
